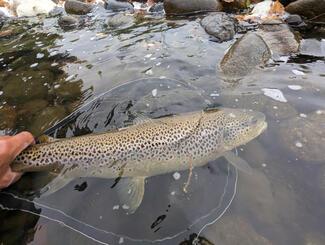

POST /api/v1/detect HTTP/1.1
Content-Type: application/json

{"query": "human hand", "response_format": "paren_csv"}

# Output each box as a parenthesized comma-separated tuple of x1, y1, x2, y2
(0, 132, 34, 189)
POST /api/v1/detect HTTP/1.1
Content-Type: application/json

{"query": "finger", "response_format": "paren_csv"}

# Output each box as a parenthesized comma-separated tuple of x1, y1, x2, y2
(0, 136, 11, 140)
(9, 131, 35, 158)
(0, 168, 22, 189)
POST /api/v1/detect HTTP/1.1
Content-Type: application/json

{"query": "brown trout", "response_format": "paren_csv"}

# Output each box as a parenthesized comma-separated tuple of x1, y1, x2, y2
(12, 108, 267, 212)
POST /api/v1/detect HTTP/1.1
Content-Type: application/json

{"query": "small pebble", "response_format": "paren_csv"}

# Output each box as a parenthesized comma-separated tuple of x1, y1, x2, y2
(36, 53, 44, 59)
(295, 141, 303, 148)
(288, 85, 302, 90)
(173, 172, 181, 180)
(292, 69, 305, 76)
(30, 63, 38, 68)
(112, 205, 119, 210)
(151, 89, 157, 97)
(122, 204, 129, 210)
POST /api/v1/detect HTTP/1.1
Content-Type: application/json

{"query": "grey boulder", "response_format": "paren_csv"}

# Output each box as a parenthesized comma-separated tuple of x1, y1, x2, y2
(219, 33, 271, 80)
(201, 13, 236, 42)
(65, 0, 93, 15)
(164, 0, 223, 15)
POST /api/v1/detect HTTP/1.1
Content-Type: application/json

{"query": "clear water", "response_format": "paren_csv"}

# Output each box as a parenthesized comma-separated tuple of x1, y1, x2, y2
(0, 9, 324, 245)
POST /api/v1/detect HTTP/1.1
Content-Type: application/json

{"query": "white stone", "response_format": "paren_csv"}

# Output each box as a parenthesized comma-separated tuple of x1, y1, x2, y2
(295, 141, 303, 148)
(173, 172, 181, 180)
(151, 89, 158, 97)
(288, 85, 302, 90)
(292, 69, 305, 76)
(262, 88, 287, 103)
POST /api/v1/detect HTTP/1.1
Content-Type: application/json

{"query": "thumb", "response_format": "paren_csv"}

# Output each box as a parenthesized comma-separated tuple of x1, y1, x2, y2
(9, 131, 35, 158)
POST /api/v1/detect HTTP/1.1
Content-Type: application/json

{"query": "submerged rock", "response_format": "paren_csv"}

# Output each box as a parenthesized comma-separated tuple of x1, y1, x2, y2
(54, 80, 83, 102)
(64, 0, 93, 15)
(17, 99, 48, 117)
(2, 78, 48, 103)
(106, 13, 135, 29)
(201, 13, 236, 42)
(164, 0, 223, 15)
(28, 106, 67, 135)
(58, 15, 79, 30)
(203, 215, 272, 245)
(257, 21, 300, 56)
(0, 105, 17, 130)
(276, 110, 325, 163)
(104, 0, 134, 12)
(285, 0, 325, 20)
(219, 33, 271, 80)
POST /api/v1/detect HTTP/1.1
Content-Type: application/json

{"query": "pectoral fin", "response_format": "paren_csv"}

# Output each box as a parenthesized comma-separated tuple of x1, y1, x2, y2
(40, 175, 73, 197)
(116, 177, 146, 214)
(223, 151, 253, 175)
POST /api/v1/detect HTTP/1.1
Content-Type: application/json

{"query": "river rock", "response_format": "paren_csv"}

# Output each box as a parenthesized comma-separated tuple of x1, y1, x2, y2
(202, 215, 272, 245)
(221, 0, 262, 10)
(106, 13, 135, 29)
(64, 0, 93, 15)
(2, 77, 48, 103)
(54, 80, 83, 102)
(148, 2, 164, 13)
(14, 0, 57, 17)
(219, 33, 271, 80)
(58, 15, 79, 30)
(201, 13, 236, 42)
(104, 0, 134, 12)
(17, 99, 48, 117)
(257, 21, 300, 56)
(164, 0, 223, 15)
(299, 39, 325, 57)
(276, 110, 325, 163)
(285, 0, 325, 20)
(0, 105, 17, 130)
(28, 106, 67, 135)
(285, 14, 304, 27)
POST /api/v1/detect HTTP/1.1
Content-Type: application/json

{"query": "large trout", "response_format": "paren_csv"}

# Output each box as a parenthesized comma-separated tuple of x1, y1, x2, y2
(12, 108, 267, 212)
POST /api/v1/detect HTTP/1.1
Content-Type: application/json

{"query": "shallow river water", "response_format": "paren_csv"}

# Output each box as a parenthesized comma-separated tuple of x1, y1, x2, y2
(0, 8, 325, 245)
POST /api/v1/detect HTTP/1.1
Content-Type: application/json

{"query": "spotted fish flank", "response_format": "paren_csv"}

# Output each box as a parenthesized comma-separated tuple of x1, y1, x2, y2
(12, 108, 267, 213)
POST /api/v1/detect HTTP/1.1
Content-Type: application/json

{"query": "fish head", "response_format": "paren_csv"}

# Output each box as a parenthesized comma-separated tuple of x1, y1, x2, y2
(221, 109, 267, 149)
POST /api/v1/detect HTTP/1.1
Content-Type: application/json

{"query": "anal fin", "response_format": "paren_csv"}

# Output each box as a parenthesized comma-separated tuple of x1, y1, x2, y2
(116, 176, 146, 214)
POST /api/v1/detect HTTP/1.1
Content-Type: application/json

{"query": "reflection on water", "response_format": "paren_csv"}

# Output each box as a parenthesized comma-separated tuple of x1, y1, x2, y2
(0, 8, 324, 245)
